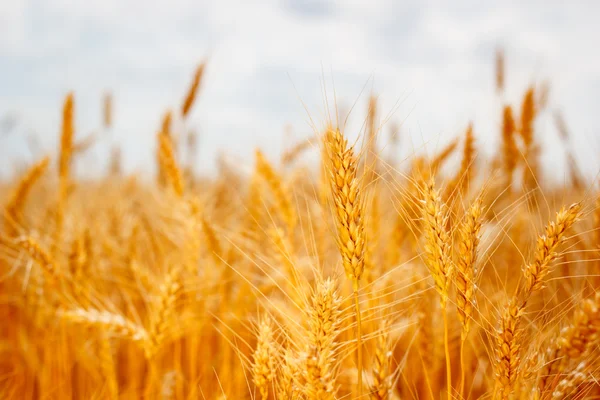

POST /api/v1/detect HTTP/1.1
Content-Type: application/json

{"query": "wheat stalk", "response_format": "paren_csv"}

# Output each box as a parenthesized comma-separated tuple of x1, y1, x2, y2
(324, 127, 367, 396)
(420, 178, 453, 400)
(455, 197, 483, 396)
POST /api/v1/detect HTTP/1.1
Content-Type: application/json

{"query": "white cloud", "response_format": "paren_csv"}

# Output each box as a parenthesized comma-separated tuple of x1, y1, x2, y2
(1, 1, 599, 181)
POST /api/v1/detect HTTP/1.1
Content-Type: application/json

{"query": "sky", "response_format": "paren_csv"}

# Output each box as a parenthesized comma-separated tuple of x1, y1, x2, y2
(1, 1, 599, 181)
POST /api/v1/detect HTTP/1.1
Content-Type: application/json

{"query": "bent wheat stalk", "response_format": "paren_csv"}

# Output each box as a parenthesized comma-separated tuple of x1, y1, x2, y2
(495, 203, 582, 399)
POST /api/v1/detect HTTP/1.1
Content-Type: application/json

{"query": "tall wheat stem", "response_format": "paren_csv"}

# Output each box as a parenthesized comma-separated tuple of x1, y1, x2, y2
(421, 180, 453, 400)
(443, 305, 452, 400)
(353, 279, 363, 397)
(459, 340, 466, 396)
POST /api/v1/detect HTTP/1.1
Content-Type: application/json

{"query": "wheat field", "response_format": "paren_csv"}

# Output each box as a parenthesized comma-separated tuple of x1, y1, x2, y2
(1, 55, 599, 400)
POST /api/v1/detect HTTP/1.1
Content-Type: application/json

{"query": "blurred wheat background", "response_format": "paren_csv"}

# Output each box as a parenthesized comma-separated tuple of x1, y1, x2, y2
(1, 2, 600, 400)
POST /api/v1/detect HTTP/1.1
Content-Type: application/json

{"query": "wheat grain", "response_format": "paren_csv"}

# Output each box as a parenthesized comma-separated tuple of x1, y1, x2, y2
(252, 317, 276, 400)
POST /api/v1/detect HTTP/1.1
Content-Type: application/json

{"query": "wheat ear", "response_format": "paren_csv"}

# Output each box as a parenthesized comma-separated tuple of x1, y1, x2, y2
(501, 105, 517, 188)
(539, 292, 599, 392)
(18, 236, 59, 280)
(551, 362, 588, 400)
(252, 317, 276, 400)
(496, 48, 505, 93)
(277, 347, 300, 400)
(157, 117, 184, 197)
(147, 266, 183, 358)
(299, 278, 342, 400)
(181, 62, 205, 118)
(324, 128, 367, 396)
(370, 321, 392, 400)
(519, 87, 538, 190)
(421, 180, 452, 308)
(456, 197, 483, 395)
(255, 149, 296, 233)
(420, 179, 453, 400)
(57, 92, 75, 238)
(103, 91, 112, 129)
(4, 156, 50, 236)
(430, 138, 459, 174)
(496, 203, 582, 399)
(521, 203, 581, 297)
(98, 333, 118, 399)
(446, 124, 475, 201)
(60, 308, 149, 343)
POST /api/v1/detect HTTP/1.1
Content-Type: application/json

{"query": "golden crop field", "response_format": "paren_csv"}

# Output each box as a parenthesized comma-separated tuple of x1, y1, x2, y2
(1, 54, 599, 400)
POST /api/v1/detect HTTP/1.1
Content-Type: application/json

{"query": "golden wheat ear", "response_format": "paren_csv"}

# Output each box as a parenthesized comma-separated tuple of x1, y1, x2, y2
(4, 156, 50, 236)
(370, 320, 393, 400)
(147, 266, 183, 358)
(56, 92, 75, 238)
(157, 112, 184, 197)
(323, 127, 367, 396)
(538, 292, 600, 393)
(455, 196, 484, 340)
(255, 149, 296, 233)
(550, 362, 589, 400)
(103, 91, 112, 129)
(501, 105, 517, 187)
(495, 202, 582, 399)
(420, 179, 451, 309)
(181, 62, 205, 118)
(420, 178, 453, 400)
(252, 316, 276, 400)
(298, 278, 342, 400)
(455, 196, 484, 396)
(59, 308, 149, 344)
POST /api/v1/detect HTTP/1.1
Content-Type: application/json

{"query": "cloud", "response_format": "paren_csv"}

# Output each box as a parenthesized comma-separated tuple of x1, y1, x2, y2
(1, 1, 599, 181)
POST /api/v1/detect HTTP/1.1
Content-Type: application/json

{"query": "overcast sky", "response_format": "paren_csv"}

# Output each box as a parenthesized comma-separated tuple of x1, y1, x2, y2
(1, 1, 599, 180)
